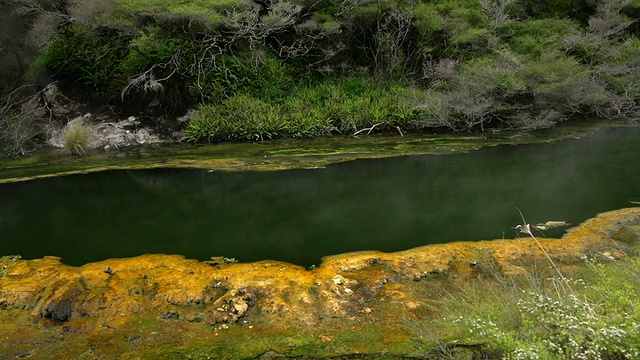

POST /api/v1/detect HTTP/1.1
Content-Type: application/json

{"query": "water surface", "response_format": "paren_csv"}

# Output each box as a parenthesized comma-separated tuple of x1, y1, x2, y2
(1, 126, 639, 266)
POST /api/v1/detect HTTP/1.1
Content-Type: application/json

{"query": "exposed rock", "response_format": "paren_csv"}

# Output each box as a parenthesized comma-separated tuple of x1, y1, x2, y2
(14, 83, 172, 152)
(23, 83, 86, 120)
(47, 113, 166, 151)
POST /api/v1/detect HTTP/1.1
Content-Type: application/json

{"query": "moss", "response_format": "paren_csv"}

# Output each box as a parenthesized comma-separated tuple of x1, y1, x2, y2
(0, 120, 617, 184)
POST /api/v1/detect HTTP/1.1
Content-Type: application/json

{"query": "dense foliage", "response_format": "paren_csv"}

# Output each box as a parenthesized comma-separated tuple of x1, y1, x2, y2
(1, 0, 639, 151)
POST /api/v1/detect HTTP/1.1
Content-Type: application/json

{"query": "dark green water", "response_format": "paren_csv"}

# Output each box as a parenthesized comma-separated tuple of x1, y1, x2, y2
(1, 126, 639, 267)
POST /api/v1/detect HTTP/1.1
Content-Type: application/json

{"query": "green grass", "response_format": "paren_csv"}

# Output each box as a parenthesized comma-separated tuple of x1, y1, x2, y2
(421, 246, 640, 359)
(116, 0, 241, 24)
(184, 78, 421, 142)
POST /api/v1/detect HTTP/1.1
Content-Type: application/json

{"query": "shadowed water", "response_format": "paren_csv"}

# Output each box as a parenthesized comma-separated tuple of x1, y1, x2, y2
(1, 126, 639, 266)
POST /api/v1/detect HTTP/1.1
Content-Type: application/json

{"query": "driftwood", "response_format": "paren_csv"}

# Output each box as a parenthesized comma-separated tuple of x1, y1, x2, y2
(353, 122, 384, 135)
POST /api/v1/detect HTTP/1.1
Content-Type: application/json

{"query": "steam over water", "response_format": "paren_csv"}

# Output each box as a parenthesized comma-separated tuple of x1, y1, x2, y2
(1, 126, 639, 266)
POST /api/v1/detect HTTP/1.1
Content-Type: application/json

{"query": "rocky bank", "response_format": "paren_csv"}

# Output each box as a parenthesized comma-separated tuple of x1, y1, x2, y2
(26, 83, 185, 152)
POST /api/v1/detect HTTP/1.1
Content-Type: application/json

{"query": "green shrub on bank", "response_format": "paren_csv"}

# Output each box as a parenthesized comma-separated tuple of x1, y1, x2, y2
(186, 95, 285, 142)
(43, 25, 130, 99)
(184, 78, 420, 142)
(9, 0, 637, 149)
(503, 19, 580, 59)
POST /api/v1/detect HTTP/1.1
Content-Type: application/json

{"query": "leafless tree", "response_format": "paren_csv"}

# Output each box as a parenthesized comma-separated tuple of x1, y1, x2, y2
(372, 8, 413, 83)
(478, 0, 516, 31)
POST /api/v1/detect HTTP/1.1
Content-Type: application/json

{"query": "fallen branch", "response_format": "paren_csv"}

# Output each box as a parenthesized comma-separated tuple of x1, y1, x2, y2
(353, 122, 384, 136)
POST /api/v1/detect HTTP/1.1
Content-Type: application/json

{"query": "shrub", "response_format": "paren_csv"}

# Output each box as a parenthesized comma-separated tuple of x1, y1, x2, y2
(41, 24, 131, 99)
(184, 77, 421, 142)
(502, 19, 580, 59)
(413, 3, 445, 34)
(62, 120, 91, 156)
(523, 53, 628, 116)
(0, 88, 41, 158)
(185, 94, 285, 142)
(415, 54, 529, 131)
(0, 112, 39, 158)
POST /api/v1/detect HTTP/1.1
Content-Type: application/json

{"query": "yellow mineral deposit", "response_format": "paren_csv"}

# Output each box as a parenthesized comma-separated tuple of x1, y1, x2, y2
(0, 208, 638, 358)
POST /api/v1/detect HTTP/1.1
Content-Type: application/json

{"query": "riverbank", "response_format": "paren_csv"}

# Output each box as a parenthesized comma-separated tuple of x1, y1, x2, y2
(0, 120, 623, 184)
(1, 207, 639, 358)
(2, 0, 638, 158)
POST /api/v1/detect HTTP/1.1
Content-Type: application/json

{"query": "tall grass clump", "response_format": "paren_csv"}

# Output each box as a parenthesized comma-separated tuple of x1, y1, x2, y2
(62, 120, 92, 156)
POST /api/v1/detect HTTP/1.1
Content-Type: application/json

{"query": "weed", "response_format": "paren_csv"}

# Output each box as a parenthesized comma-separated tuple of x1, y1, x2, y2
(416, 211, 640, 359)
(461, 275, 640, 359)
(448, 246, 640, 359)
(62, 120, 92, 156)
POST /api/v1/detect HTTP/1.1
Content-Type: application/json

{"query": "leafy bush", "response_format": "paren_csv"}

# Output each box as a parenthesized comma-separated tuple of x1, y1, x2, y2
(416, 54, 528, 131)
(42, 25, 131, 99)
(185, 94, 285, 142)
(184, 78, 420, 142)
(413, 3, 445, 34)
(503, 19, 580, 59)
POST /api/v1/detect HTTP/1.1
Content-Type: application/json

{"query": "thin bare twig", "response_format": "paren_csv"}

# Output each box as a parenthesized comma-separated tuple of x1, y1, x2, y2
(515, 208, 575, 296)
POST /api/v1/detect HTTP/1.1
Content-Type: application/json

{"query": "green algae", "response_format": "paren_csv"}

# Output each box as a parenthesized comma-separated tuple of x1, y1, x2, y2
(0, 121, 617, 184)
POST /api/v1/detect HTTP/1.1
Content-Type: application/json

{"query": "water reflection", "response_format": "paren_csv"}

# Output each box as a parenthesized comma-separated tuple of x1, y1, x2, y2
(1, 127, 639, 266)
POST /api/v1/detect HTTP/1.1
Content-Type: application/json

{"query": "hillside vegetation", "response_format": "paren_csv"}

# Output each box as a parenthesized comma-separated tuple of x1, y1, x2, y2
(1, 0, 640, 155)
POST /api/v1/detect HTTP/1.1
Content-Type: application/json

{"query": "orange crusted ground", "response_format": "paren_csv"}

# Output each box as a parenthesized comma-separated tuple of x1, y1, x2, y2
(1, 208, 638, 359)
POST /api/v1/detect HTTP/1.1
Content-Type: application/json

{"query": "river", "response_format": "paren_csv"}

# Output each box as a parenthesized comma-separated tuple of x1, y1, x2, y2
(1, 125, 639, 266)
